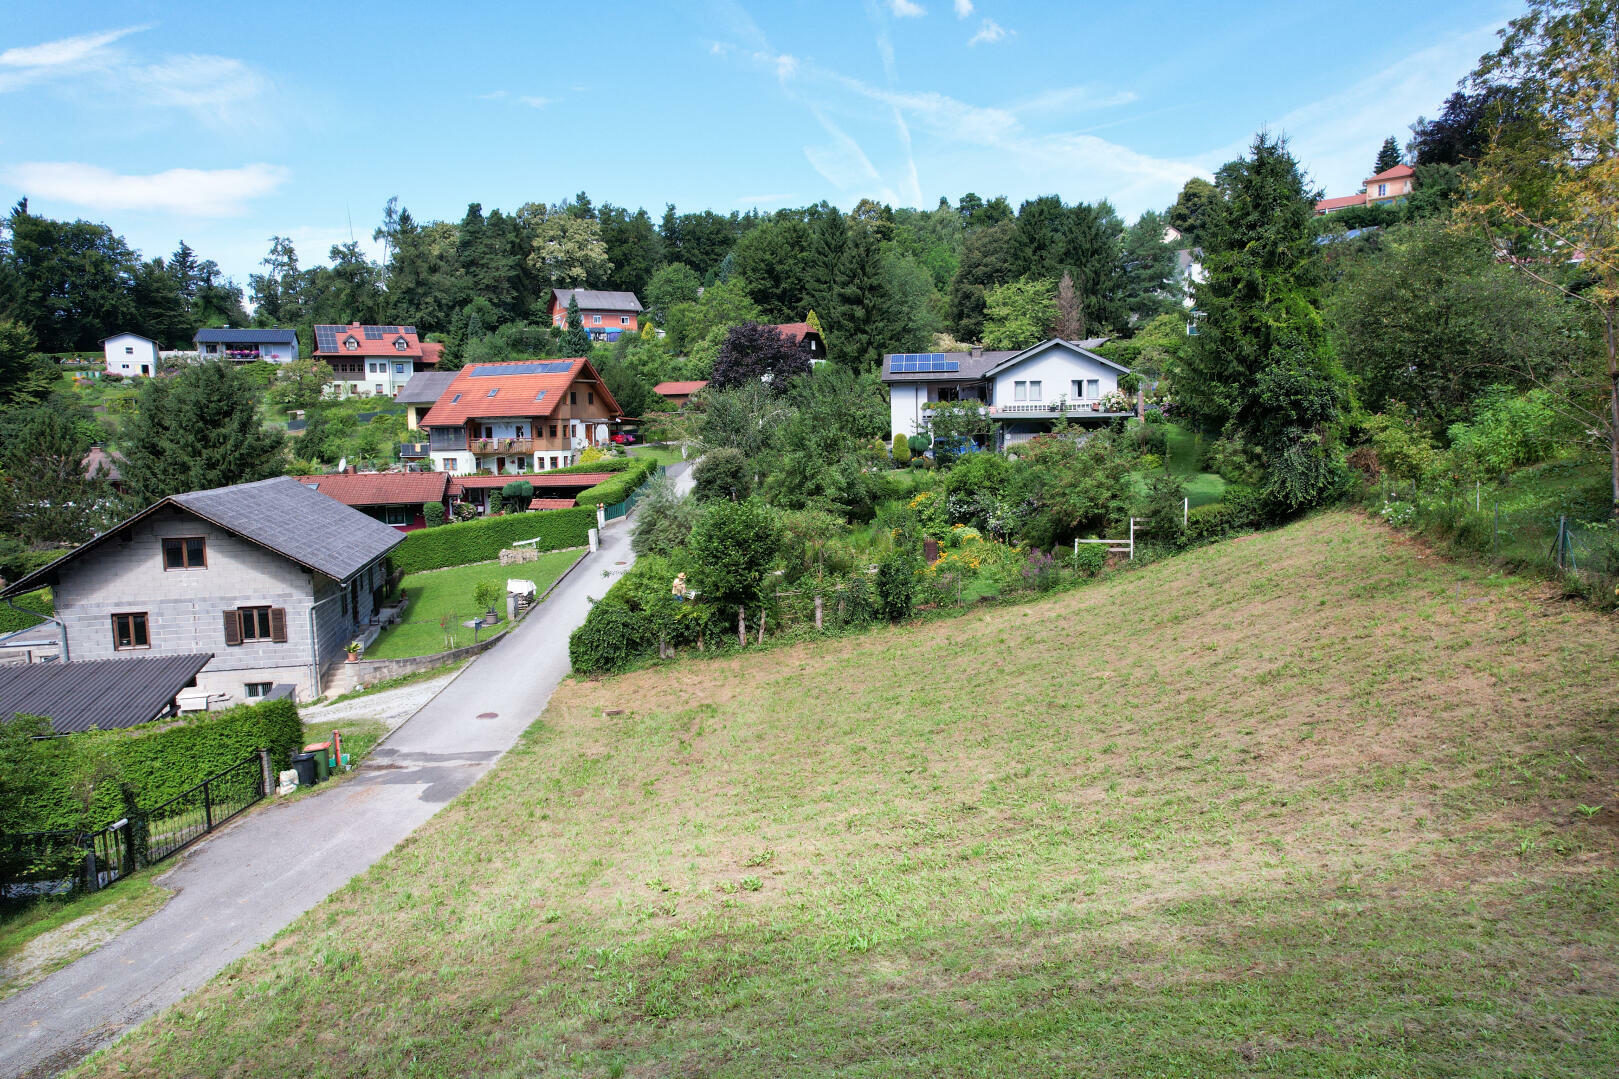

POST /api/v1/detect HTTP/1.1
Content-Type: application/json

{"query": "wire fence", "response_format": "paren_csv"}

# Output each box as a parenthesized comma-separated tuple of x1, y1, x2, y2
(1371, 478, 1618, 607)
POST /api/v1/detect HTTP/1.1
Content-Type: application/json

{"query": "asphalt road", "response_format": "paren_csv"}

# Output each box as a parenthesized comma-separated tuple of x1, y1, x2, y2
(0, 460, 691, 1079)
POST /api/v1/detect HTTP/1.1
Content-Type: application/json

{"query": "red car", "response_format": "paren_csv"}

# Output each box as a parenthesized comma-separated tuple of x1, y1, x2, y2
(610, 432, 637, 445)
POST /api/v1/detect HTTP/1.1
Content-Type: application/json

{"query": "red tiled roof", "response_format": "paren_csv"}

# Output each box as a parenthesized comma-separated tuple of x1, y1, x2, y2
(418, 341, 444, 366)
(528, 497, 578, 510)
(296, 472, 449, 507)
(447, 473, 613, 496)
(1316, 193, 1368, 212)
(1366, 163, 1415, 183)
(313, 323, 424, 359)
(84, 445, 124, 482)
(654, 380, 709, 396)
(419, 358, 622, 427)
(770, 322, 814, 342)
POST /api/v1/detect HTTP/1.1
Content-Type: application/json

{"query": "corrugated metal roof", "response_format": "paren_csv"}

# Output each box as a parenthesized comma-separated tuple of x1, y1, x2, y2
(0, 654, 212, 735)
(194, 328, 298, 345)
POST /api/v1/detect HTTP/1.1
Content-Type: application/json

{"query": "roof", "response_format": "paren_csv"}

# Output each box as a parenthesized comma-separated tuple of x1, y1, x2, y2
(0, 654, 213, 735)
(418, 341, 445, 366)
(395, 371, 457, 405)
(84, 445, 124, 482)
(528, 497, 578, 510)
(881, 349, 1016, 383)
(654, 380, 709, 396)
(551, 289, 643, 313)
(449, 473, 614, 493)
(99, 332, 154, 345)
(419, 358, 622, 427)
(983, 339, 1130, 379)
(1316, 193, 1369, 212)
(194, 328, 297, 345)
(297, 472, 449, 507)
(769, 322, 816, 342)
(2, 477, 405, 598)
(1366, 163, 1415, 182)
(312, 323, 423, 358)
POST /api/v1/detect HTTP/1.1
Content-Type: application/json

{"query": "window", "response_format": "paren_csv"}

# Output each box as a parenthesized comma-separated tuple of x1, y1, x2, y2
(225, 605, 285, 644)
(569, 390, 577, 405)
(1377, 183, 1387, 197)
(374, 383, 383, 395)
(587, 391, 594, 405)
(620, 316, 629, 325)
(444, 457, 459, 472)
(124, 346, 134, 355)
(162, 536, 207, 569)
(487, 388, 499, 397)
(381, 506, 411, 526)
(592, 315, 602, 324)
(549, 423, 557, 438)
(394, 338, 407, 351)
(245, 682, 273, 699)
(1028, 381, 1042, 401)
(1014, 381, 1028, 402)
(450, 393, 462, 403)
(395, 363, 405, 374)
(112, 612, 149, 650)
(345, 337, 358, 350)
(1074, 378, 1099, 399)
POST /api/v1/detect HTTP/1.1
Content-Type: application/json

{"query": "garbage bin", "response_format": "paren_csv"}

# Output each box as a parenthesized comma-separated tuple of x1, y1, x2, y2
(304, 742, 331, 782)
(292, 752, 317, 787)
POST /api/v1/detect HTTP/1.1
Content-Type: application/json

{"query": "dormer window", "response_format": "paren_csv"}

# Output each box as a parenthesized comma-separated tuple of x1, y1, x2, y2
(344, 337, 358, 350)
(394, 338, 407, 351)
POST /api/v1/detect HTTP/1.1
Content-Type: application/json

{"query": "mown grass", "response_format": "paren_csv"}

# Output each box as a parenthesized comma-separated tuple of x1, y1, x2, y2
(74, 511, 1619, 1078)
(365, 552, 579, 659)
(627, 443, 686, 467)
(1163, 421, 1227, 507)
(1, 877, 170, 1000)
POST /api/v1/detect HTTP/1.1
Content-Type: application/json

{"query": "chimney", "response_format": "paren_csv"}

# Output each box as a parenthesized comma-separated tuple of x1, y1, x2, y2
(970, 346, 983, 358)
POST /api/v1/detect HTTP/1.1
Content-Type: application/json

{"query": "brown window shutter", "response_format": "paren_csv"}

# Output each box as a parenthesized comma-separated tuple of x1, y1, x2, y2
(269, 607, 287, 643)
(223, 609, 242, 646)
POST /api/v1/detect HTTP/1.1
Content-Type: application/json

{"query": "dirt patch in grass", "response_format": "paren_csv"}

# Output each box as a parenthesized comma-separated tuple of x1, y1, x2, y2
(73, 512, 1619, 1079)
(1, 878, 171, 1001)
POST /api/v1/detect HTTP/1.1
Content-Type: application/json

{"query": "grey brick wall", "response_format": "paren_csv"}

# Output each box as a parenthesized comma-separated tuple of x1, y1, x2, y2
(53, 507, 385, 702)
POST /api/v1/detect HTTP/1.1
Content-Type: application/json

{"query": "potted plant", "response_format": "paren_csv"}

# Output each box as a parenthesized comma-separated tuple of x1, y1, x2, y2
(473, 581, 503, 624)
(345, 639, 362, 662)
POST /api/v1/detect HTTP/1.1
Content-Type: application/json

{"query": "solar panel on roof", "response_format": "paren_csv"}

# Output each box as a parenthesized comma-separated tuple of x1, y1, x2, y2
(364, 327, 384, 339)
(468, 361, 573, 377)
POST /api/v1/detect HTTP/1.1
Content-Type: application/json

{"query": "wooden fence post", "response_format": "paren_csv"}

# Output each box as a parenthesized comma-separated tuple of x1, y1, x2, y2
(737, 605, 746, 647)
(757, 609, 765, 644)
(814, 594, 823, 630)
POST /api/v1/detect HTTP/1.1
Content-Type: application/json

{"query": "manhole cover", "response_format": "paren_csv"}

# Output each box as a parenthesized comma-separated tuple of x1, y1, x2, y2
(616, 561, 627, 565)
(476, 711, 499, 719)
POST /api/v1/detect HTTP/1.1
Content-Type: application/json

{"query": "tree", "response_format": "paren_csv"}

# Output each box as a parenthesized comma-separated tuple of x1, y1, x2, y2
(1168, 177, 1218, 248)
(645, 263, 701, 323)
(693, 447, 753, 502)
(947, 220, 1016, 341)
(0, 405, 110, 546)
(267, 355, 334, 412)
(524, 204, 612, 290)
(982, 277, 1056, 349)
(1374, 136, 1403, 174)
(632, 471, 698, 556)
(599, 204, 662, 296)
(0, 319, 55, 404)
(1118, 211, 1178, 325)
(1053, 271, 1085, 340)
(712, 322, 810, 390)
(1180, 132, 1348, 511)
(805, 207, 848, 319)
(731, 217, 813, 322)
(1407, 87, 1525, 166)
(561, 295, 592, 356)
(122, 361, 287, 503)
(825, 223, 897, 368)
(1464, 0, 1619, 514)
(248, 236, 303, 326)
(687, 498, 779, 611)
(5, 206, 137, 351)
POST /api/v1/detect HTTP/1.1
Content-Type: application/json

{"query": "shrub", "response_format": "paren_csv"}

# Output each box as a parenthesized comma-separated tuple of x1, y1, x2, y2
(574, 457, 658, 508)
(1117, 372, 1142, 394)
(422, 501, 445, 528)
(873, 553, 917, 621)
(693, 448, 752, 502)
(487, 490, 505, 515)
(394, 506, 595, 572)
(1184, 502, 1239, 545)
(502, 479, 534, 502)
(689, 499, 779, 609)
(907, 433, 930, 456)
(1020, 549, 1061, 592)
(578, 445, 607, 465)
(891, 432, 911, 466)
(1072, 542, 1107, 576)
(473, 580, 502, 616)
(568, 603, 655, 674)
(1446, 387, 1565, 477)
(1139, 475, 1187, 547)
(632, 471, 698, 557)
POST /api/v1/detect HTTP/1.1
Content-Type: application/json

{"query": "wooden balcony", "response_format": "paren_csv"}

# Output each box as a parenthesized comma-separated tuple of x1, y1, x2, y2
(470, 437, 536, 455)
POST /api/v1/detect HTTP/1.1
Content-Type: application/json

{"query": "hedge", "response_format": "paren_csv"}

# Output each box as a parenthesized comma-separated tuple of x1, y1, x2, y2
(541, 457, 636, 476)
(6, 698, 304, 833)
(0, 588, 51, 635)
(575, 458, 659, 508)
(393, 506, 595, 572)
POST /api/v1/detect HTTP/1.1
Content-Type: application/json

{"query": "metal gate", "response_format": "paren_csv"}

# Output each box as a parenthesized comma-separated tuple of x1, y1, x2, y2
(142, 753, 265, 865)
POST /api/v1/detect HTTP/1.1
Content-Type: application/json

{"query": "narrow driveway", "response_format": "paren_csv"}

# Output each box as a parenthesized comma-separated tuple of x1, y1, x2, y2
(0, 461, 692, 1079)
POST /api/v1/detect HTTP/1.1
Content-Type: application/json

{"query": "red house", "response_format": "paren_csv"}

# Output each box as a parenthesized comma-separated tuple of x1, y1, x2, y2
(768, 322, 826, 362)
(550, 289, 643, 338)
(296, 471, 451, 531)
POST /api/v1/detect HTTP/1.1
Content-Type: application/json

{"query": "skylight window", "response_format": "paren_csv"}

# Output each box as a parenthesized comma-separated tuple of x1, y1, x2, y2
(487, 388, 499, 397)
(534, 390, 547, 401)
(450, 393, 461, 403)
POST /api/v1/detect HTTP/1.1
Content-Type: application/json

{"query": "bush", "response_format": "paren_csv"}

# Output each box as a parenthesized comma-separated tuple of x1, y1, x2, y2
(693, 448, 752, 502)
(632, 471, 698, 557)
(873, 553, 917, 621)
(473, 580, 502, 616)
(0, 587, 50, 634)
(688, 499, 780, 608)
(5, 698, 303, 833)
(891, 433, 911, 466)
(1184, 502, 1239, 545)
(422, 501, 445, 528)
(502, 479, 534, 502)
(487, 490, 505, 515)
(907, 433, 930, 456)
(568, 603, 655, 674)
(573, 457, 657, 508)
(1446, 387, 1565, 477)
(542, 458, 636, 476)
(394, 506, 595, 572)
(1071, 542, 1107, 576)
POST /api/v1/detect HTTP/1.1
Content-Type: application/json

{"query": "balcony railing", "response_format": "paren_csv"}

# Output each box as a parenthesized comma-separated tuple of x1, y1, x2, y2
(987, 400, 1131, 417)
(470, 437, 536, 455)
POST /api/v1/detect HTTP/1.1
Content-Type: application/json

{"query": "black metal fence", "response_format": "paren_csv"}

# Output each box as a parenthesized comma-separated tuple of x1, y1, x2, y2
(142, 753, 265, 865)
(0, 752, 265, 902)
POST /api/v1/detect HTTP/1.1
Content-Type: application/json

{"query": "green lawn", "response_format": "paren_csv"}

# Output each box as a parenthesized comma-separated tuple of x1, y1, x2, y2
(364, 551, 580, 659)
(1163, 421, 1227, 507)
(75, 512, 1619, 1078)
(629, 443, 687, 466)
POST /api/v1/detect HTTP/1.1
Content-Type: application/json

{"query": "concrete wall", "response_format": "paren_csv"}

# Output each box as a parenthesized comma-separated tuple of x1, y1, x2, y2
(51, 507, 382, 704)
(990, 345, 1119, 406)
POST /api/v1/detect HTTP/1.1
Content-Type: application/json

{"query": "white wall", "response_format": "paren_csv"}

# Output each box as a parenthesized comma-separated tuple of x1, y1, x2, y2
(889, 383, 923, 439)
(103, 333, 158, 377)
(989, 345, 1120, 406)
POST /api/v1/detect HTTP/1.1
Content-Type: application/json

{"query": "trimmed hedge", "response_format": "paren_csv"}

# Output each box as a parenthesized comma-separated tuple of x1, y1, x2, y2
(542, 458, 636, 476)
(0, 588, 51, 634)
(393, 506, 595, 572)
(575, 458, 659, 508)
(7, 698, 304, 832)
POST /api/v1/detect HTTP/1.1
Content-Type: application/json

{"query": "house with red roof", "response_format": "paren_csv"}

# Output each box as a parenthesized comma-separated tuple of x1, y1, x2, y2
(418, 358, 623, 480)
(653, 380, 708, 406)
(1315, 163, 1417, 215)
(550, 289, 643, 339)
(296, 471, 451, 531)
(768, 321, 826, 362)
(313, 323, 442, 398)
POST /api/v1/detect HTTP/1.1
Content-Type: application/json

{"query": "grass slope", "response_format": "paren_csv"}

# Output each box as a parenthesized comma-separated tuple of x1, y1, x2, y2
(77, 512, 1619, 1078)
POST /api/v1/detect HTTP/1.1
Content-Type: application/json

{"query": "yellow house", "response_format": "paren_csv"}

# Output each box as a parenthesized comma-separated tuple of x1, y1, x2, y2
(1315, 163, 1417, 215)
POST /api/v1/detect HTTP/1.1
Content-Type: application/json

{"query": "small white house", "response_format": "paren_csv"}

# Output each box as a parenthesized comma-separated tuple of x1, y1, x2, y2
(102, 332, 159, 377)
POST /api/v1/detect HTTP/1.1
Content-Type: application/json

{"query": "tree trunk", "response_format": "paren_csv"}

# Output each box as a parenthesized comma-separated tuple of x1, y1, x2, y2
(1607, 304, 1618, 518)
(737, 605, 746, 647)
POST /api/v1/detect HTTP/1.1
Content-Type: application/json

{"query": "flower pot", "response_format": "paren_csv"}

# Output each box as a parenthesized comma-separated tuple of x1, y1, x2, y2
(346, 651, 359, 663)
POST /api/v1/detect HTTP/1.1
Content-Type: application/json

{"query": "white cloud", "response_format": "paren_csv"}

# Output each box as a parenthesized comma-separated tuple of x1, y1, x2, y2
(518, 95, 553, 108)
(128, 56, 269, 125)
(968, 18, 1012, 45)
(889, 0, 926, 16)
(953, 0, 974, 16)
(6, 162, 291, 217)
(0, 25, 145, 72)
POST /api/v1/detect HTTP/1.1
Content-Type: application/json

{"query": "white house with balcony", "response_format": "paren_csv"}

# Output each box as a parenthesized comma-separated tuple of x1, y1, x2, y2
(883, 338, 1132, 449)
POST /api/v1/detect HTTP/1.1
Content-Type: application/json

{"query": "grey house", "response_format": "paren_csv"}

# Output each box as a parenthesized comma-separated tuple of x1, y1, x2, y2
(2, 477, 404, 705)
(193, 328, 299, 364)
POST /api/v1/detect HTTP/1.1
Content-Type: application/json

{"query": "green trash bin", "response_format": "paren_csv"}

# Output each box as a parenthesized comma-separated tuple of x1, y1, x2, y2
(304, 742, 331, 782)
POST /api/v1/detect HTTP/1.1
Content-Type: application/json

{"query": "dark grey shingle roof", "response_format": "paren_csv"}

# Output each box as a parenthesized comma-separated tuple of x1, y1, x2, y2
(174, 477, 404, 581)
(193, 328, 298, 345)
(394, 371, 457, 405)
(553, 288, 643, 312)
(0, 654, 213, 735)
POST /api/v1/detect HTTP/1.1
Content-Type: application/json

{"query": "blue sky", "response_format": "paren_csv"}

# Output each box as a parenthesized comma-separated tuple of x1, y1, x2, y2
(2, 0, 1518, 286)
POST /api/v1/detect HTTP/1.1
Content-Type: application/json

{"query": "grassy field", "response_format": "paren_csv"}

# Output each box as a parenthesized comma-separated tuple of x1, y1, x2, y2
(74, 511, 1619, 1077)
(1163, 422, 1228, 507)
(365, 552, 580, 659)
(628, 443, 686, 467)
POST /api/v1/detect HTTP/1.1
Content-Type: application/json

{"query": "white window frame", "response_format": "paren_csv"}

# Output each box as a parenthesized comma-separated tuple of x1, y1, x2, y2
(1014, 381, 1028, 402)
(1028, 380, 1042, 401)
(620, 316, 629, 325)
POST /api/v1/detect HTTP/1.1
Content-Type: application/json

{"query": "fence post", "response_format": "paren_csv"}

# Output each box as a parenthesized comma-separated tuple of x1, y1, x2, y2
(597, 503, 606, 530)
(737, 605, 746, 647)
(258, 748, 273, 795)
(1129, 518, 1137, 560)
(82, 834, 99, 894)
(203, 779, 213, 832)
(814, 594, 823, 630)
(588, 527, 599, 553)
(757, 608, 765, 644)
